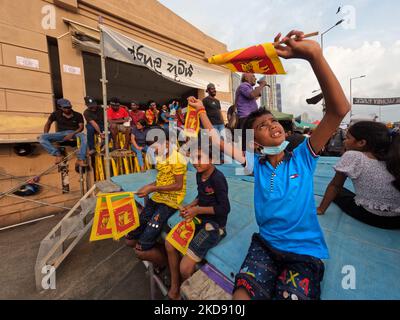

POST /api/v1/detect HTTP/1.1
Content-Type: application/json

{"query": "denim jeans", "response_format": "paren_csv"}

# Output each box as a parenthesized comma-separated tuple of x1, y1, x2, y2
(39, 130, 87, 160)
(213, 124, 225, 134)
(86, 123, 104, 151)
(131, 145, 149, 168)
(213, 124, 225, 162)
(129, 198, 177, 251)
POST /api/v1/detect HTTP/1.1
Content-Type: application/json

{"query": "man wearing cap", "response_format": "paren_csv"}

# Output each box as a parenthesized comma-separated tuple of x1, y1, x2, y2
(83, 96, 104, 155)
(107, 97, 131, 150)
(39, 98, 87, 166)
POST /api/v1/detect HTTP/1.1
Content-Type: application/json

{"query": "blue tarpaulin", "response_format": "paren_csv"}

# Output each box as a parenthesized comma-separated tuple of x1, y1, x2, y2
(112, 157, 400, 300)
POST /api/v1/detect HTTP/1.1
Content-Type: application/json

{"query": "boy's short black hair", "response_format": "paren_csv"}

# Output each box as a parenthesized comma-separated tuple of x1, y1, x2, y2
(187, 137, 219, 163)
(244, 108, 273, 130)
(109, 97, 120, 106)
(281, 120, 294, 133)
(137, 119, 147, 127)
(198, 143, 217, 160)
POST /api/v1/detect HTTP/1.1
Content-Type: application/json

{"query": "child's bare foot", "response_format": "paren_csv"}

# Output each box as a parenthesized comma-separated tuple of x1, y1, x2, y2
(168, 289, 181, 300)
(55, 155, 63, 164)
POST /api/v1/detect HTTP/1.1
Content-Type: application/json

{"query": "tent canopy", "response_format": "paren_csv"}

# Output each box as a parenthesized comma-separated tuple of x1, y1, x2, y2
(270, 110, 293, 121)
(295, 121, 317, 129)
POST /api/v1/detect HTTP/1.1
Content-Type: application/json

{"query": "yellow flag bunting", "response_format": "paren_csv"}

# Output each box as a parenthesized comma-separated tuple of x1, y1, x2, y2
(208, 43, 286, 75)
(90, 192, 140, 241)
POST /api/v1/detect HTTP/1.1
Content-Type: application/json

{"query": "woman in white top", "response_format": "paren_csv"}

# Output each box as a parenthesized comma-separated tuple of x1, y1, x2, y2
(318, 121, 400, 229)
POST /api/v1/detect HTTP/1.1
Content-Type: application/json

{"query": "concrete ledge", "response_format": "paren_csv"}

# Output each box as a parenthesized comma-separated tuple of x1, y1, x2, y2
(54, 0, 78, 12)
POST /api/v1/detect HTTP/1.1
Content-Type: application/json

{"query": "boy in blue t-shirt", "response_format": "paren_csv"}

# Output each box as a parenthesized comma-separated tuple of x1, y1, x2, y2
(188, 30, 350, 300)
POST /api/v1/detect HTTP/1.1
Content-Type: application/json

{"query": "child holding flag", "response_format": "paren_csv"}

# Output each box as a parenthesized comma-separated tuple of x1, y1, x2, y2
(165, 144, 230, 300)
(126, 130, 188, 270)
(188, 30, 350, 300)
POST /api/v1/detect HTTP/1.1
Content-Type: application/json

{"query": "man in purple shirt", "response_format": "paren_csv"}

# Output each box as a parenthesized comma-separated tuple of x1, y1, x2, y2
(235, 73, 267, 149)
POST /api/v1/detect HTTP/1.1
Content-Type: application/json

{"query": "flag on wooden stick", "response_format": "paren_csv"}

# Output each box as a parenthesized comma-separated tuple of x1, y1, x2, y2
(208, 43, 286, 75)
(184, 105, 201, 138)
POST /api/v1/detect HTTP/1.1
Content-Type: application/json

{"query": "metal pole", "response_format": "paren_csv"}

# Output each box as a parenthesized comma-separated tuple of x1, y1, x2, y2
(350, 78, 352, 119)
(99, 19, 111, 181)
(321, 34, 324, 53)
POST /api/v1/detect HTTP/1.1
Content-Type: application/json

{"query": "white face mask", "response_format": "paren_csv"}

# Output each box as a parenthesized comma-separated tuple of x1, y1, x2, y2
(257, 141, 289, 155)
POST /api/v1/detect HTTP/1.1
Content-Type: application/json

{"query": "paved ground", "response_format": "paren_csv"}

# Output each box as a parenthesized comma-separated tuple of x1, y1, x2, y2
(0, 214, 164, 300)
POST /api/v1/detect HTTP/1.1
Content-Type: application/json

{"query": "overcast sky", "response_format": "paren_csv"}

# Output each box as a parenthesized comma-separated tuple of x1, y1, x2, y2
(158, 0, 400, 122)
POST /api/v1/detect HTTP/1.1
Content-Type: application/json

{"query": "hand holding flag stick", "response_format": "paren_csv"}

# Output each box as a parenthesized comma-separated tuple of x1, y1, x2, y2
(276, 31, 319, 45)
(273, 30, 322, 61)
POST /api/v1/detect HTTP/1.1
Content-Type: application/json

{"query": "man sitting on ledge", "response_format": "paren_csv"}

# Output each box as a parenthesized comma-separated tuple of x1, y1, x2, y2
(38, 98, 87, 167)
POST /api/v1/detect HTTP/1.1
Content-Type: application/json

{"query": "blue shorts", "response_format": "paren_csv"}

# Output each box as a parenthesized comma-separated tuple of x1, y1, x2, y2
(234, 233, 325, 300)
(127, 198, 176, 251)
(186, 220, 226, 262)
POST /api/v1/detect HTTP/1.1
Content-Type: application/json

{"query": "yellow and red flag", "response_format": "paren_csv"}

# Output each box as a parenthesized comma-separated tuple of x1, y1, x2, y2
(166, 218, 201, 255)
(184, 106, 201, 138)
(90, 195, 114, 241)
(90, 192, 140, 241)
(106, 192, 140, 240)
(208, 43, 285, 75)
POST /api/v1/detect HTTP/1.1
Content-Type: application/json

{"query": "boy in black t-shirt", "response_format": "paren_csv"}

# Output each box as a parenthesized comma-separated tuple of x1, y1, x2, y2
(165, 145, 230, 300)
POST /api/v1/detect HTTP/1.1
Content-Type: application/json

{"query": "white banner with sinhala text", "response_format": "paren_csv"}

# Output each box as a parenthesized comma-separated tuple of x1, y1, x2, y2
(100, 26, 230, 92)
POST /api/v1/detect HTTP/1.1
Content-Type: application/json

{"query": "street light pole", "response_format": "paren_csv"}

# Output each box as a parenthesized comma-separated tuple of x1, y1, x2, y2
(349, 75, 367, 119)
(321, 19, 345, 52)
(320, 19, 344, 116)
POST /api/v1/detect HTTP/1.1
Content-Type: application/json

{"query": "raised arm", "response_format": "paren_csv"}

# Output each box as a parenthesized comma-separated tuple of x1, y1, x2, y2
(187, 97, 246, 164)
(274, 30, 350, 154)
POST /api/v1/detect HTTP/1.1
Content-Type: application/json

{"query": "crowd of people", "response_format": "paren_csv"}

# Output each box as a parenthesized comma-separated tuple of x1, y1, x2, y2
(38, 81, 225, 172)
(37, 30, 400, 300)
